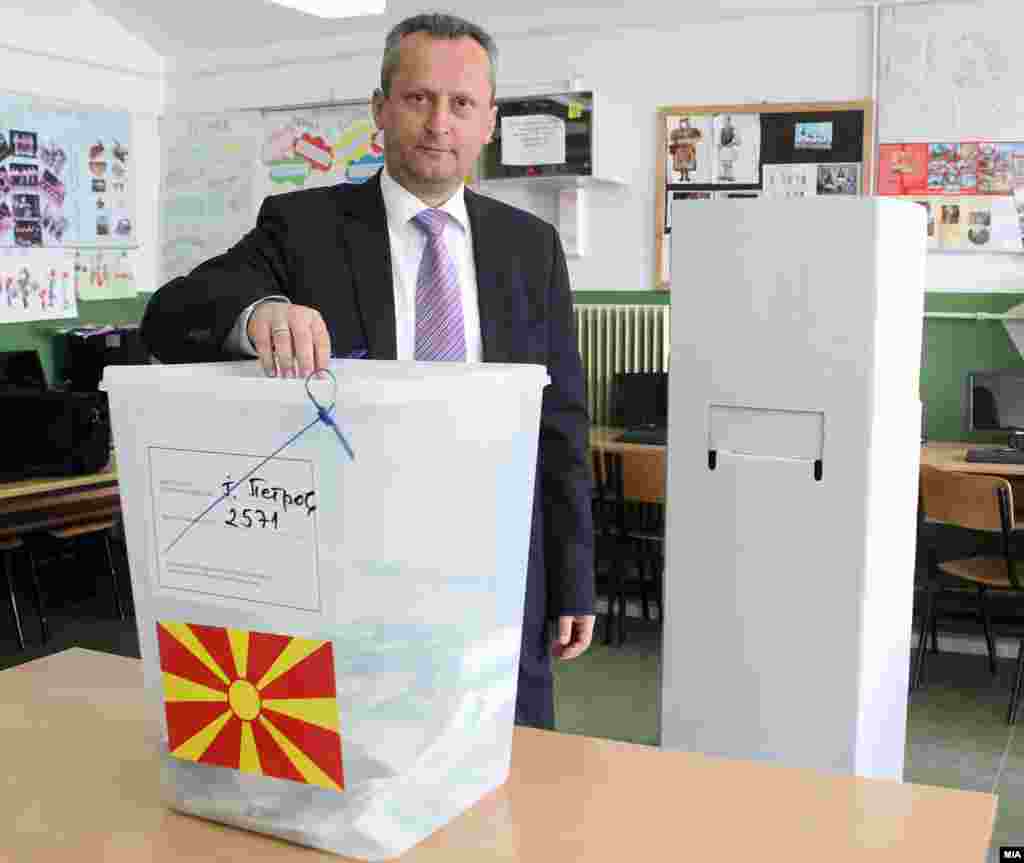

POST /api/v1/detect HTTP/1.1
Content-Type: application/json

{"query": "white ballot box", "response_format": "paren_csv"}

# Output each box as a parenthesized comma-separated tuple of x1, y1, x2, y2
(660, 198, 926, 780)
(103, 359, 548, 860)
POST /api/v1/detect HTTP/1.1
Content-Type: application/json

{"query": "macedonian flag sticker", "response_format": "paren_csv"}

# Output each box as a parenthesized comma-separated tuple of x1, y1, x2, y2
(156, 621, 344, 791)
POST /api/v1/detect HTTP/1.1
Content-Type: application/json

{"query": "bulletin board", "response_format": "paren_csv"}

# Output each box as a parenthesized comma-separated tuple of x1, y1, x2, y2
(0, 91, 137, 323)
(655, 100, 873, 290)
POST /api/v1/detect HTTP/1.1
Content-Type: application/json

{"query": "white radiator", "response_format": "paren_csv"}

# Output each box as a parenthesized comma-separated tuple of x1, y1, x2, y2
(574, 303, 671, 426)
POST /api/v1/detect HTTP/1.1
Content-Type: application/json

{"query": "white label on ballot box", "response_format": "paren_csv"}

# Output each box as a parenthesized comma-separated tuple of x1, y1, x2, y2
(148, 447, 321, 612)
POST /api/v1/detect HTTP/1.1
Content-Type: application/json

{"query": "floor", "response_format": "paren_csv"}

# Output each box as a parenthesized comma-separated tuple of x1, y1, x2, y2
(2, 570, 1021, 860)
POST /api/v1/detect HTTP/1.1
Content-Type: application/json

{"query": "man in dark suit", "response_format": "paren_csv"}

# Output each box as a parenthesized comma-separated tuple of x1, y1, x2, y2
(140, 12, 595, 730)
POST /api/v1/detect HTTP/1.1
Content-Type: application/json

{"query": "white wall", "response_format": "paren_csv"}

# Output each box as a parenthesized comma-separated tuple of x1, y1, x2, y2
(3, 0, 164, 295)
(162, 2, 1024, 295)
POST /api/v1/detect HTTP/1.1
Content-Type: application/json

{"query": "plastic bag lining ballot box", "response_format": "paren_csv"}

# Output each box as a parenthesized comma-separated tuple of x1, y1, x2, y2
(102, 360, 550, 861)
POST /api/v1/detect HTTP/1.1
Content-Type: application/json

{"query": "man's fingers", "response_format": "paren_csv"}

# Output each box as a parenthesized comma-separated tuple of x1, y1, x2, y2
(271, 325, 295, 377)
(293, 322, 316, 378)
(312, 316, 332, 372)
(247, 303, 331, 379)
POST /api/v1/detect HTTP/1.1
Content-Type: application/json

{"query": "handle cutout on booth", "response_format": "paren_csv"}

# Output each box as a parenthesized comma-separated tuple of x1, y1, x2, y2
(706, 404, 824, 480)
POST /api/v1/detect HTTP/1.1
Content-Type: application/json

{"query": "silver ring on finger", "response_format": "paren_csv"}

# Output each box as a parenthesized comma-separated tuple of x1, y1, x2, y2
(271, 326, 291, 337)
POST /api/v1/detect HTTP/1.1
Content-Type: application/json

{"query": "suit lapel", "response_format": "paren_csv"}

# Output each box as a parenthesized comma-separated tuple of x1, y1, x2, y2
(465, 188, 514, 363)
(335, 173, 397, 360)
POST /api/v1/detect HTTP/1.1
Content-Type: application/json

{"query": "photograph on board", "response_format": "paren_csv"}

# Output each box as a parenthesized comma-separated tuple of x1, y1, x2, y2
(713, 113, 760, 183)
(794, 121, 833, 151)
(817, 163, 860, 195)
(666, 115, 713, 183)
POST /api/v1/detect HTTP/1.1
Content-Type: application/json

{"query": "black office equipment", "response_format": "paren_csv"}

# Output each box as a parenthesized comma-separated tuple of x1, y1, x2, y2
(965, 369, 1024, 448)
(611, 371, 668, 433)
(617, 427, 667, 446)
(0, 349, 47, 390)
(62, 325, 148, 391)
(0, 389, 110, 479)
(965, 447, 1024, 465)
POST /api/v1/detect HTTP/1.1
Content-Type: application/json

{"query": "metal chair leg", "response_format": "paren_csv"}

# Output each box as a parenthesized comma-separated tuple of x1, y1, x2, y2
(1009, 638, 1024, 725)
(23, 546, 47, 643)
(4, 550, 25, 650)
(978, 587, 998, 675)
(100, 533, 125, 620)
(912, 583, 935, 692)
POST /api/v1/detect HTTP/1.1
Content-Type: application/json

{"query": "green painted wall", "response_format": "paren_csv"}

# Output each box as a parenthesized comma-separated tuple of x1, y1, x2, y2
(923, 293, 1024, 443)
(575, 290, 1024, 444)
(0, 294, 150, 387)
(4, 288, 1020, 446)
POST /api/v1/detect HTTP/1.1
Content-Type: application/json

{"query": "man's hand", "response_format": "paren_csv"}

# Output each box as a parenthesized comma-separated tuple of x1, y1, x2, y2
(248, 302, 331, 379)
(551, 614, 596, 661)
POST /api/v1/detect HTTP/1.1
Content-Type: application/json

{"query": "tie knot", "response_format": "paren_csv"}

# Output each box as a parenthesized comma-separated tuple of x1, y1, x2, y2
(413, 208, 448, 238)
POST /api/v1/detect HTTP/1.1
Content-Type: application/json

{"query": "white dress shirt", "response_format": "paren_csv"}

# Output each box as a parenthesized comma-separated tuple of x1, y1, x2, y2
(228, 167, 483, 362)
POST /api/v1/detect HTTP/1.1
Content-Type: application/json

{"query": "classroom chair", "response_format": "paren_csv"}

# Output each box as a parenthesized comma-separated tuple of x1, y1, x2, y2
(914, 465, 1024, 723)
(2, 536, 46, 650)
(592, 449, 664, 646)
(27, 516, 125, 643)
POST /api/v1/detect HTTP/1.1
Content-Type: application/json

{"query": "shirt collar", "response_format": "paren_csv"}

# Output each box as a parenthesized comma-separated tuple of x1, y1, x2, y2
(379, 165, 469, 233)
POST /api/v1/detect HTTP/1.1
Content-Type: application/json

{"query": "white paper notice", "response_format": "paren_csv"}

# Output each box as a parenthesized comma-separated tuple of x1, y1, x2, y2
(149, 447, 321, 612)
(501, 115, 566, 166)
(762, 164, 817, 199)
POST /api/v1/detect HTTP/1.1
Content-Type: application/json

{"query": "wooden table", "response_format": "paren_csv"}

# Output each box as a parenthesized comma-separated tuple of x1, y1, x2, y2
(0, 648, 996, 862)
(590, 426, 666, 504)
(0, 461, 120, 539)
(922, 440, 1024, 476)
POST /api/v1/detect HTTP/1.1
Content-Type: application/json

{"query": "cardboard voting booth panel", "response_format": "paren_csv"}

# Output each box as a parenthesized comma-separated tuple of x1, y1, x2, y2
(660, 198, 925, 780)
(104, 360, 548, 860)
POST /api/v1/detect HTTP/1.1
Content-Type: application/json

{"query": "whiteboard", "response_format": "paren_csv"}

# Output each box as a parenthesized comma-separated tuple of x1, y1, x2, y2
(158, 111, 263, 286)
(879, 2, 1024, 142)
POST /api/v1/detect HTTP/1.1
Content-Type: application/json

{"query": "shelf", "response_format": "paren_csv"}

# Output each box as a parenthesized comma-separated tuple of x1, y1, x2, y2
(476, 175, 627, 257)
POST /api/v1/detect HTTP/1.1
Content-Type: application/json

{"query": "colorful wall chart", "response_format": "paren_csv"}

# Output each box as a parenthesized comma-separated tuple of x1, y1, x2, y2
(878, 141, 1024, 252)
(0, 95, 132, 249)
(159, 112, 263, 285)
(0, 248, 77, 323)
(260, 103, 384, 199)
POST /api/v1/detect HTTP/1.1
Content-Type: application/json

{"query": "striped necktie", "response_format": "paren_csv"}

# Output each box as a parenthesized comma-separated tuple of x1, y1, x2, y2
(412, 208, 466, 362)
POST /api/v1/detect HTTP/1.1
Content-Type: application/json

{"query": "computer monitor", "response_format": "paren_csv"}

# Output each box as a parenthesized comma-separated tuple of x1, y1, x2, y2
(612, 372, 668, 429)
(0, 349, 46, 390)
(965, 369, 1024, 447)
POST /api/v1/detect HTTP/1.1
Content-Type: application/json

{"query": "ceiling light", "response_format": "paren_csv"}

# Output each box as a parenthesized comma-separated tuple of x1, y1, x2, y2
(267, 0, 385, 18)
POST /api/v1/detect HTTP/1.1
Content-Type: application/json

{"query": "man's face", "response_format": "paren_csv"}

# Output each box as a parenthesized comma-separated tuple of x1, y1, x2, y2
(373, 32, 496, 204)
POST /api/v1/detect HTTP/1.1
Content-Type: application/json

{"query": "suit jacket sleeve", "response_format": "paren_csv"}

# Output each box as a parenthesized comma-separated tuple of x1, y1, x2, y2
(540, 225, 595, 619)
(140, 196, 298, 363)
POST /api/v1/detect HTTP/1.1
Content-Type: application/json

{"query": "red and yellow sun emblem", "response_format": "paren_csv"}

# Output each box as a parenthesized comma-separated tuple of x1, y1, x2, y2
(156, 621, 344, 791)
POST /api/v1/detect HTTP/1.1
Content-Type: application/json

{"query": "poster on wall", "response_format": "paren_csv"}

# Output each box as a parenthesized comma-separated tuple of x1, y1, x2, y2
(712, 113, 760, 184)
(159, 112, 263, 285)
(878, 138, 1024, 252)
(259, 103, 384, 202)
(665, 115, 713, 184)
(0, 247, 77, 323)
(0, 95, 132, 249)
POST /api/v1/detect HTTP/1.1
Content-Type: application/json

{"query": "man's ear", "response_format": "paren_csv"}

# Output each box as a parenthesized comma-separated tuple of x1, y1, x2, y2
(371, 88, 385, 123)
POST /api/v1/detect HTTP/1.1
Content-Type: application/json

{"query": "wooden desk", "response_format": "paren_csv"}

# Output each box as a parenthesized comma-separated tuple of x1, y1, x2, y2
(0, 462, 120, 539)
(590, 427, 666, 504)
(922, 441, 1024, 476)
(0, 648, 996, 862)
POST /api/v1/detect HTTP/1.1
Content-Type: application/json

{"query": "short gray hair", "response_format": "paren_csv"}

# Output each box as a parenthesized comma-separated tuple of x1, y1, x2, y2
(380, 13, 498, 103)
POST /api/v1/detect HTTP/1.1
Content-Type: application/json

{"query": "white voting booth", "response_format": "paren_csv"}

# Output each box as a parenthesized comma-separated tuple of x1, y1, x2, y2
(104, 360, 548, 860)
(660, 198, 926, 780)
